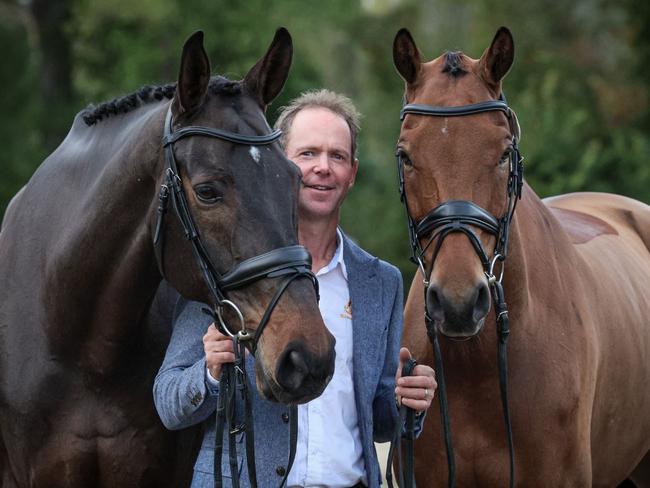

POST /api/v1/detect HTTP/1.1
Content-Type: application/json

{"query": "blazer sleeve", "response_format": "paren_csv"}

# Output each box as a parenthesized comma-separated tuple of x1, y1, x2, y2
(152, 298, 220, 430)
(370, 267, 428, 442)
(372, 265, 403, 442)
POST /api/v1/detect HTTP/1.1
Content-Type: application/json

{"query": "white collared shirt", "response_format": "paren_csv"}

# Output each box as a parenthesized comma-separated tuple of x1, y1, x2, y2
(288, 228, 366, 487)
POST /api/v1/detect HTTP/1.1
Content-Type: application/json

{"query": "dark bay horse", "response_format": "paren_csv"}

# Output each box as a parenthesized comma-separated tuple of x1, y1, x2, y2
(0, 29, 335, 487)
(393, 27, 650, 487)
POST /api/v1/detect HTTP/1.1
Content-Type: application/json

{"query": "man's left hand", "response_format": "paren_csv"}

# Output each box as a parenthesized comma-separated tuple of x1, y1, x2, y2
(395, 347, 437, 413)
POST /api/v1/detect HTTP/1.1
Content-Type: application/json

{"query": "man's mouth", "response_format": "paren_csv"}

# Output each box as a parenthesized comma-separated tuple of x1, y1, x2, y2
(304, 183, 333, 191)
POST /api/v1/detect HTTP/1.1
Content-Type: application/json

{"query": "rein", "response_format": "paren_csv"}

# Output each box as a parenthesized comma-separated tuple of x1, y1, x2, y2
(386, 357, 418, 488)
(153, 104, 317, 487)
(397, 96, 523, 488)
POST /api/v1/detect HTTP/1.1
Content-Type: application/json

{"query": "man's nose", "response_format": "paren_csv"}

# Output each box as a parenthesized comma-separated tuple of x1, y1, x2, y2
(313, 153, 330, 173)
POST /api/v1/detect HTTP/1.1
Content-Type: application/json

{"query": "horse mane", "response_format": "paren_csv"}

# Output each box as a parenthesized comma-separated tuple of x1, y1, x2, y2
(81, 76, 243, 126)
(442, 51, 467, 77)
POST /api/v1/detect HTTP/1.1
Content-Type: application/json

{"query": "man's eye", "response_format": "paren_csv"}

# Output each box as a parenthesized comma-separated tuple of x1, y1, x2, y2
(194, 184, 223, 204)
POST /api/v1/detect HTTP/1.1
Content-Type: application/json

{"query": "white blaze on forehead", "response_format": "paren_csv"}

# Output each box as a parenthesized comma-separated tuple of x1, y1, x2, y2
(249, 146, 261, 164)
(441, 118, 449, 135)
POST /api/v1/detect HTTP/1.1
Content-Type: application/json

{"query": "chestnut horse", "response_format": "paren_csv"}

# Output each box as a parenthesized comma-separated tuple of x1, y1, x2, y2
(394, 27, 650, 487)
(0, 30, 335, 487)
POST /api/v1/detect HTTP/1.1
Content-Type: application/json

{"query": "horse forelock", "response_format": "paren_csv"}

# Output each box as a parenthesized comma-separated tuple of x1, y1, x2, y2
(442, 51, 467, 77)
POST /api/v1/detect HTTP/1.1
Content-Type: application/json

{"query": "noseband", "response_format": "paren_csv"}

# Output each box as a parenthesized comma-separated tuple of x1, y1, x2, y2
(153, 104, 316, 487)
(396, 96, 524, 488)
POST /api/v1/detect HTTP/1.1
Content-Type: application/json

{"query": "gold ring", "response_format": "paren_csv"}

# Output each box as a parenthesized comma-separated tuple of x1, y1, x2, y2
(424, 388, 429, 399)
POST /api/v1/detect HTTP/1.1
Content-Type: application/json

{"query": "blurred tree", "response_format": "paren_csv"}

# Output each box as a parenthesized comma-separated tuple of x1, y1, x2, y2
(0, 4, 46, 213)
(30, 0, 76, 148)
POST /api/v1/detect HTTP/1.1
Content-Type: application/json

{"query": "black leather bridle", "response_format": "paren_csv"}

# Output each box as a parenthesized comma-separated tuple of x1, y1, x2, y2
(396, 95, 524, 488)
(153, 104, 317, 487)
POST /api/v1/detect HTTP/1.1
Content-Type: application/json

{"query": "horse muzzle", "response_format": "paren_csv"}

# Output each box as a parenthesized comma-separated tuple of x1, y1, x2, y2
(256, 336, 336, 404)
(426, 279, 491, 339)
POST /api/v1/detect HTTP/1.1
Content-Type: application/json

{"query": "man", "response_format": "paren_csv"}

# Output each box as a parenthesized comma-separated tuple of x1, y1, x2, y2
(153, 89, 436, 487)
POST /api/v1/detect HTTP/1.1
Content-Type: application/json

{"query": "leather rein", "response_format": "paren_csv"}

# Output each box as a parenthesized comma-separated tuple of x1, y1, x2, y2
(153, 105, 318, 487)
(396, 96, 524, 488)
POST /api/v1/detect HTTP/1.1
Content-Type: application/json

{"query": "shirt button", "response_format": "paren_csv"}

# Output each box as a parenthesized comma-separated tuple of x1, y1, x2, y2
(276, 466, 286, 476)
(281, 413, 289, 423)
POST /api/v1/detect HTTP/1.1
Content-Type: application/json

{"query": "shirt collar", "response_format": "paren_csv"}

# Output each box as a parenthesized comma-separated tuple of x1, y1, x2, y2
(315, 228, 347, 280)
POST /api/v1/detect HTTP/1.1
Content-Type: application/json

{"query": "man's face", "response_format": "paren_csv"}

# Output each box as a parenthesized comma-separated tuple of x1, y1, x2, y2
(285, 107, 358, 223)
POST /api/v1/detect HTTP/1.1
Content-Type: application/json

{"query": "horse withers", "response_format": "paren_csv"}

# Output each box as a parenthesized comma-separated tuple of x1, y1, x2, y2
(393, 26, 650, 487)
(0, 29, 335, 487)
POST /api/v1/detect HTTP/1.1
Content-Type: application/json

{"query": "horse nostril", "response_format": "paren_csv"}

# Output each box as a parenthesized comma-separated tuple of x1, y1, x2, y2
(426, 284, 444, 321)
(472, 281, 491, 322)
(276, 348, 308, 392)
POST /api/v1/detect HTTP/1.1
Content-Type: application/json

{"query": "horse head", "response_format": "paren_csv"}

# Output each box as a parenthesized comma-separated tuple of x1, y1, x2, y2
(156, 30, 335, 404)
(394, 27, 520, 340)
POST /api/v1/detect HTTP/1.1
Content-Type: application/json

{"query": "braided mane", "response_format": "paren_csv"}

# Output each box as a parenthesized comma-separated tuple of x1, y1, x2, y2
(81, 76, 243, 126)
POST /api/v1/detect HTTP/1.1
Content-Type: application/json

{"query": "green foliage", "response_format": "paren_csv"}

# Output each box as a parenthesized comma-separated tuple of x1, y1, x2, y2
(0, 18, 48, 214)
(1, 0, 649, 281)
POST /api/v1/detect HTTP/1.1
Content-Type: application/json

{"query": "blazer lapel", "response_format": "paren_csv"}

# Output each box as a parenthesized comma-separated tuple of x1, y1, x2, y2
(343, 234, 383, 406)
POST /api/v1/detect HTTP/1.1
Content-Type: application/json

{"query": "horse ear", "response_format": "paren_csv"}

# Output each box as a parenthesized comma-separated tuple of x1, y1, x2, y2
(478, 26, 514, 87)
(243, 28, 293, 108)
(393, 28, 422, 85)
(175, 31, 211, 115)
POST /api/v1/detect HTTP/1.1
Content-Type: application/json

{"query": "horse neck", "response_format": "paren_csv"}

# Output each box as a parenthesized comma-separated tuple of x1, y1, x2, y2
(45, 103, 168, 375)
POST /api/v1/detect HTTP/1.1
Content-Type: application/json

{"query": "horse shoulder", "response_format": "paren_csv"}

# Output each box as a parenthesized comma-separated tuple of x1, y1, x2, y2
(544, 192, 650, 250)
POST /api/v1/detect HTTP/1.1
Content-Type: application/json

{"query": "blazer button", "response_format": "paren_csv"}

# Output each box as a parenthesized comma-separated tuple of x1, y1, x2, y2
(281, 413, 289, 423)
(276, 466, 286, 476)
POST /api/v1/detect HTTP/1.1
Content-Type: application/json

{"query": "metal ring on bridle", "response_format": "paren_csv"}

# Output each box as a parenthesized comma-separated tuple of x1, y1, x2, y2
(216, 299, 246, 339)
(487, 253, 505, 284)
(415, 255, 427, 279)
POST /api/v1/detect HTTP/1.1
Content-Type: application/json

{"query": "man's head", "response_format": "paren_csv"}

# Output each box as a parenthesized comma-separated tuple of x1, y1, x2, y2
(275, 89, 360, 158)
(274, 90, 361, 224)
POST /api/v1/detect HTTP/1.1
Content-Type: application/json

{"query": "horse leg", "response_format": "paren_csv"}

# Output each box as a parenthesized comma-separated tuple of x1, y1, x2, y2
(628, 450, 650, 488)
(619, 480, 638, 488)
(0, 434, 18, 488)
(615, 450, 650, 488)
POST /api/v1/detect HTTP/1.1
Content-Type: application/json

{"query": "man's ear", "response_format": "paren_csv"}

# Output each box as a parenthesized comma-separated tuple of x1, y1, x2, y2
(348, 158, 359, 189)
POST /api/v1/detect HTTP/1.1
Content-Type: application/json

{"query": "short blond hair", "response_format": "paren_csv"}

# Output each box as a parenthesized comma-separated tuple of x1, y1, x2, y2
(274, 89, 361, 158)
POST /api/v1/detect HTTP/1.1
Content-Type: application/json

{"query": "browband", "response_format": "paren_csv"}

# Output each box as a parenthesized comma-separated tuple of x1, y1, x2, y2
(400, 100, 510, 121)
(163, 125, 282, 146)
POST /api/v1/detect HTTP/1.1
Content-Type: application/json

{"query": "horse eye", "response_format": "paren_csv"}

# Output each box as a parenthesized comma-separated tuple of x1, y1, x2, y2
(499, 150, 511, 166)
(194, 184, 223, 204)
(398, 150, 413, 167)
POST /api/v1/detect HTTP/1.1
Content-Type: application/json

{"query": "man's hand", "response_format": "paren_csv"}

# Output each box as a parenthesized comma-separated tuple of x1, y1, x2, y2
(203, 324, 235, 380)
(395, 347, 437, 413)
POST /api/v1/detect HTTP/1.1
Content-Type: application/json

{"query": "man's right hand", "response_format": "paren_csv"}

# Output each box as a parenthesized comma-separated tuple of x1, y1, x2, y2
(203, 323, 235, 381)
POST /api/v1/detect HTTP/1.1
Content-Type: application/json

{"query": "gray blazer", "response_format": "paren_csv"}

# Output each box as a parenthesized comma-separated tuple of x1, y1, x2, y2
(153, 233, 407, 487)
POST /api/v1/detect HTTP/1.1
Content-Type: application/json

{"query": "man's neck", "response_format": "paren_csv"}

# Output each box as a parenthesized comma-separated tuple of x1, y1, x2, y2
(299, 216, 340, 273)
